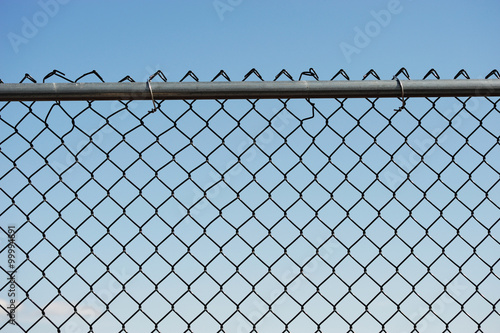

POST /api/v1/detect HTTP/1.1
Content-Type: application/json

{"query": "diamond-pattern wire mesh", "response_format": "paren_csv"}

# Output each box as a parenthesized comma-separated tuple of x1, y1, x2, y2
(0, 69, 499, 333)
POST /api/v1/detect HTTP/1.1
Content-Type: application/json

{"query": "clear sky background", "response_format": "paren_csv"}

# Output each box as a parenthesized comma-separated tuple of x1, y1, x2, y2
(0, 0, 499, 82)
(0, 1, 499, 333)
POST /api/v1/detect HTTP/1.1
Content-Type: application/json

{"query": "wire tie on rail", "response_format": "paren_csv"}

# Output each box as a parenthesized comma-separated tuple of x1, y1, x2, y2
(394, 76, 405, 112)
(147, 78, 157, 113)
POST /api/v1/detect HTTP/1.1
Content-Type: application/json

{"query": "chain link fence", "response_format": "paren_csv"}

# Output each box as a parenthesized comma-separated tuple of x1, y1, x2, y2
(0, 69, 499, 333)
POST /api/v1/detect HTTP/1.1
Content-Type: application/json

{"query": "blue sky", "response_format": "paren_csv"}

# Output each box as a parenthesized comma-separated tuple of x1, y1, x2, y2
(1, 0, 499, 82)
(1, 1, 499, 333)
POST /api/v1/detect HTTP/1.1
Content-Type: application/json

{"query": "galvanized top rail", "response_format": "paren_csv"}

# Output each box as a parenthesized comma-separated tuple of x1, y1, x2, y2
(1, 79, 500, 101)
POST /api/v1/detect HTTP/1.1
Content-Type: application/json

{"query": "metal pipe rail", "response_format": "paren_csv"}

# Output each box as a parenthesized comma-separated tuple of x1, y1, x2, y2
(0, 79, 499, 101)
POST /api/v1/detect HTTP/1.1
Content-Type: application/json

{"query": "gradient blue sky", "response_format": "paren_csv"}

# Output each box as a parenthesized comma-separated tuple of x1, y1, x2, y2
(1, 0, 499, 82)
